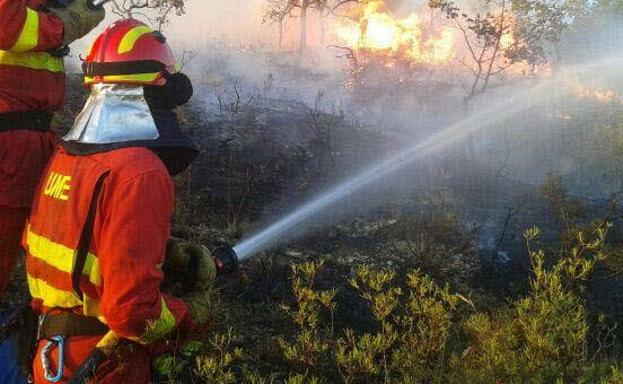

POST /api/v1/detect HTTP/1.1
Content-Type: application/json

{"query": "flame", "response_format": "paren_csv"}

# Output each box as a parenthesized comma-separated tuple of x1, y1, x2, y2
(333, 1, 456, 65)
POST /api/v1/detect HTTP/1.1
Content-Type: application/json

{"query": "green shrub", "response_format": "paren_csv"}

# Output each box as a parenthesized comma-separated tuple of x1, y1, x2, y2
(191, 224, 620, 384)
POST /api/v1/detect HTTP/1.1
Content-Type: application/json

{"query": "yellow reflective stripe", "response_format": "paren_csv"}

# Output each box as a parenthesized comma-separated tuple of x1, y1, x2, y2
(28, 274, 83, 308)
(85, 39, 96, 57)
(26, 228, 102, 286)
(0, 50, 64, 72)
(103, 73, 160, 82)
(134, 298, 176, 344)
(85, 72, 160, 84)
(83, 295, 107, 323)
(11, 8, 39, 53)
(118, 25, 152, 55)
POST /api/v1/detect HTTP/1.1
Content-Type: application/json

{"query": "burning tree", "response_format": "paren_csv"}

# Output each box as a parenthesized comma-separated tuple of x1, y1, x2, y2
(324, 0, 594, 106)
(327, 0, 459, 104)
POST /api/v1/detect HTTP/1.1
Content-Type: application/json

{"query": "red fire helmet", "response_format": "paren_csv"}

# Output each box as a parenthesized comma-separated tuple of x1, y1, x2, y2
(82, 19, 178, 86)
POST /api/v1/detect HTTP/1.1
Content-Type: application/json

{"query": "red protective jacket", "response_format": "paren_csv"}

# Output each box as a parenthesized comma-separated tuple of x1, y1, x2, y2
(0, 0, 64, 297)
(23, 146, 194, 383)
(0, 0, 65, 112)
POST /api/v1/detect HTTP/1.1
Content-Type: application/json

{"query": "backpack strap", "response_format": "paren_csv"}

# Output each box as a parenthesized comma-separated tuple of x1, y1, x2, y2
(72, 171, 110, 299)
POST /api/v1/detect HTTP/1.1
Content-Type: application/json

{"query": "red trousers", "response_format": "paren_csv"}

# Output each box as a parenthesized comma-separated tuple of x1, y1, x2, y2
(0, 130, 56, 299)
(32, 335, 151, 384)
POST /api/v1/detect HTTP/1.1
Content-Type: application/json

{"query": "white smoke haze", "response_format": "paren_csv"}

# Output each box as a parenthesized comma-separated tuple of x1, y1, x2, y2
(66, 1, 623, 259)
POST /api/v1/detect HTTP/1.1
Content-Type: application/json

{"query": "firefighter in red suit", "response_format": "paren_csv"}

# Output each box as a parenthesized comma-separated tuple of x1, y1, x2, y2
(0, 0, 104, 299)
(22, 19, 235, 383)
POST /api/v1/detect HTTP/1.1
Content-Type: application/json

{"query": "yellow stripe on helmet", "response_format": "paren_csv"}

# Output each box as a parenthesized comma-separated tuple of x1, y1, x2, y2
(117, 25, 153, 55)
(11, 8, 39, 53)
(84, 72, 161, 85)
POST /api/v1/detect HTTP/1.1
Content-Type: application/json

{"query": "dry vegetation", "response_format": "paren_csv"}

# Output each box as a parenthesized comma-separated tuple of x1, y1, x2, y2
(156, 97, 623, 383)
(7, 2, 623, 383)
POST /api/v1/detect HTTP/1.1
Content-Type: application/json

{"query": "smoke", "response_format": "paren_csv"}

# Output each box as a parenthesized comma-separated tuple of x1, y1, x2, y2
(64, 2, 623, 258)
(232, 55, 623, 259)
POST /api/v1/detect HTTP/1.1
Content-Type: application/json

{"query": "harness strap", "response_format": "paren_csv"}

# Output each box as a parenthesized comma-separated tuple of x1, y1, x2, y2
(0, 111, 52, 132)
(82, 60, 166, 77)
(39, 313, 109, 340)
(72, 171, 110, 299)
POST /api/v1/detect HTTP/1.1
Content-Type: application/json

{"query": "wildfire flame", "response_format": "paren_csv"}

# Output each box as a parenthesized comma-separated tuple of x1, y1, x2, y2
(333, 1, 456, 65)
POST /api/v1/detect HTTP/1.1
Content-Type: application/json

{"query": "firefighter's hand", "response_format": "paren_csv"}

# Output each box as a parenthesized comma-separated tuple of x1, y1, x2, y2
(51, 0, 106, 45)
(165, 239, 217, 292)
(182, 291, 212, 325)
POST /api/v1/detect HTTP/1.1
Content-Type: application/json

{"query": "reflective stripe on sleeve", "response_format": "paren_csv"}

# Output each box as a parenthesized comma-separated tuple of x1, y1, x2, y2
(133, 298, 177, 344)
(0, 50, 64, 72)
(11, 8, 39, 53)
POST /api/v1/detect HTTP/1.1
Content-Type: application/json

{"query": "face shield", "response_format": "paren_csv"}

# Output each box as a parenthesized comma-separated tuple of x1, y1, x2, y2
(63, 83, 160, 145)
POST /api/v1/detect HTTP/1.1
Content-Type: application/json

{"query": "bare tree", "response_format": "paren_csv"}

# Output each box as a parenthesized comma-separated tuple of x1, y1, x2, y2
(263, 0, 297, 50)
(316, 0, 327, 44)
(109, 0, 186, 29)
(264, 0, 339, 52)
(429, 0, 522, 104)
(430, 0, 594, 104)
(511, 0, 596, 65)
(326, 0, 360, 18)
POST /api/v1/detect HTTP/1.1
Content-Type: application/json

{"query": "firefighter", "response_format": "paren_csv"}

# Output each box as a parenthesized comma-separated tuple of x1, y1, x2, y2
(0, 0, 105, 300)
(21, 19, 229, 383)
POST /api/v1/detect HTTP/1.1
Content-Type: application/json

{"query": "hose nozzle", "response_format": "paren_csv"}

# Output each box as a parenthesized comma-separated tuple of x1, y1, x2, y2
(213, 245, 239, 275)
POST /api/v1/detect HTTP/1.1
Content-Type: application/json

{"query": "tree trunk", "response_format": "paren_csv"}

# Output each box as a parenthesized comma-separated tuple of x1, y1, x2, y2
(318, 6, 325, 44)
(278, 19, 283, 50)
(299, 0, 310, 52)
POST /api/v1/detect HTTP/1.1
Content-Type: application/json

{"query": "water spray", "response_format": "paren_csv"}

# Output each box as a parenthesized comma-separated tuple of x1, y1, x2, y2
(228, 57, 623, 263)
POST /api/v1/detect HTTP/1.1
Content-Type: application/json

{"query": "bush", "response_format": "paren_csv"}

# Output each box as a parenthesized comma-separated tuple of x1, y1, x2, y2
(189, 222, 621, 384)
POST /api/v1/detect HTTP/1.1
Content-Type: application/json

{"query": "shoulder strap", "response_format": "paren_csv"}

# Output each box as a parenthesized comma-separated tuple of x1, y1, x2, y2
(72, 172, 110, 299)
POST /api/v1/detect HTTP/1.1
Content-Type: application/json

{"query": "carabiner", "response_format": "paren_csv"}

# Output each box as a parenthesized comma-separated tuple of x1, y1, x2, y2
(41, 335, 66, 383)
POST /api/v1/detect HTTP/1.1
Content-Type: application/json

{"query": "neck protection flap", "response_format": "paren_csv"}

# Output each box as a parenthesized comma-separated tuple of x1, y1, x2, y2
(62, 84, 199, 175)
(64, 83, 160, 145)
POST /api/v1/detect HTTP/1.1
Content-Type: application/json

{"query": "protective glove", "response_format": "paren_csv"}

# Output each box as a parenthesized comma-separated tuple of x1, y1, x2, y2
(181, 291, 212, 325)
(165, 238, 217, 292)
(50, 0, 105, 45)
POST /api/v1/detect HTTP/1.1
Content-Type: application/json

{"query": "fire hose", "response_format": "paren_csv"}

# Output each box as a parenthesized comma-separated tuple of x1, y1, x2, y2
(67, 245, 240, 384)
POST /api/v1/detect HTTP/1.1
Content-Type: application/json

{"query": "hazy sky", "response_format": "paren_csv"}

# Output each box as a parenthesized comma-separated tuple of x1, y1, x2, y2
(166, 0, 267, 44)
